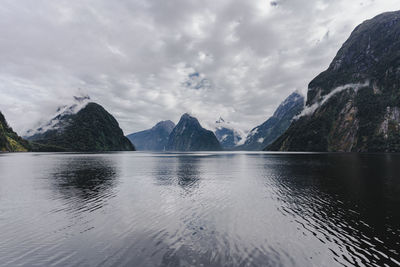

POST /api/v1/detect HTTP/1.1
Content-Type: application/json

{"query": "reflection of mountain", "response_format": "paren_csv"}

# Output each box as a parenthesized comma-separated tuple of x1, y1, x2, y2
(50, 156, 118, 208)
(176, 156, 200, 191)
(152, 155, 201, 194)
(262, 153, 400, 266)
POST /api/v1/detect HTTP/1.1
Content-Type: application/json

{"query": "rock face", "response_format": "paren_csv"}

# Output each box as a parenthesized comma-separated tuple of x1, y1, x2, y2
(267, 11, 400, 152)
(166, 113, 222, 151)
(0, 111, 29, 152)
(214, 117, 245, 149)
(127, 120, 175, 151)
(26, 99, 134, 152)
(238, 92, 304, 150)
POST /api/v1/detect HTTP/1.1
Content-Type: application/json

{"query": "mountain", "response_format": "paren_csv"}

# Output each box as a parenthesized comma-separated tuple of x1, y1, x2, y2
(0, 111, 29, 152)
(214, 117, 245, 149)
(127, 120, 175, 151)
(166, 113, 222, 151)
(237, 92, 304, 150)
(25, 97, 134, 152)
(267, 11, 400, 152)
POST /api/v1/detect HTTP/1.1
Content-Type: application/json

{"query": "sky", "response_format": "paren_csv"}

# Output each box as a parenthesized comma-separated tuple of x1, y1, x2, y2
(1, 0, 400, 135)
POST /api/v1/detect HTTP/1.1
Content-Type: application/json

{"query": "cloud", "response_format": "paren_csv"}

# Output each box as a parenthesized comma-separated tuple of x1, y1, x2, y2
(296, 81, 370, 118)
(0, 0, 399, 135)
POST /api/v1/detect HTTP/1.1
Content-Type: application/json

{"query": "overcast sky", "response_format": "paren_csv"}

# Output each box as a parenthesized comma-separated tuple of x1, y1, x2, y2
(1, 0, 399, 135)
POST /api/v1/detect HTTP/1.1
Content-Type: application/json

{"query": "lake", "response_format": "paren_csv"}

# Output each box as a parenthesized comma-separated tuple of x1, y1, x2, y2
(0, 152, 399, 266)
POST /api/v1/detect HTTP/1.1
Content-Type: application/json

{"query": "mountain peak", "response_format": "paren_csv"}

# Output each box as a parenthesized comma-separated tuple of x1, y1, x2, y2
(181, 113, 193, 119)
(26, 100, 134, 152)
(215, 117, 226, 124)
(273, 91, 305, 119)
(178, 113, 202, 129)
(73, 95, 91, 102)
(167, 113, 221, 151)
(153, 120, 175, 131)
(26, 96, 92, 137)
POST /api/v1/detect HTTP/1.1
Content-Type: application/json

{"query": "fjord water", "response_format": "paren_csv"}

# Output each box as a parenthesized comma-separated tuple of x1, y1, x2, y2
(0, 152, 399, 266)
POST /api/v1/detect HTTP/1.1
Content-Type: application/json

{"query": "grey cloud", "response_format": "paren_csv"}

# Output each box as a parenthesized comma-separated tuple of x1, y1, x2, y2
(0, 0, 399, 135)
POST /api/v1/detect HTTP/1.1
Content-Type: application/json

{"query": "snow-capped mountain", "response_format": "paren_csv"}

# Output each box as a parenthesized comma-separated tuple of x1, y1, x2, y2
(214, 117, 246, 149)
(24, 96, 134, 152)
(25, 95, 91, 138)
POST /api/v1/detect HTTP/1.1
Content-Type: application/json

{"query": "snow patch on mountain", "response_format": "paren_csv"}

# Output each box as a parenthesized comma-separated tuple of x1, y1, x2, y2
(213, 117, 246, 147)
(248, 127, 258, 137)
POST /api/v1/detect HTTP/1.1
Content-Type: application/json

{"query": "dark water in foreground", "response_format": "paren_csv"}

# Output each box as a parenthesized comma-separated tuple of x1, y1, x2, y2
(0, 152, 399, 267)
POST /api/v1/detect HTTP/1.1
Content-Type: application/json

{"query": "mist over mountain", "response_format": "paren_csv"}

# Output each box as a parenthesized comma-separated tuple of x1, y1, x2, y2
(213, 117, 245, 149)
(268, 11, 400, 152)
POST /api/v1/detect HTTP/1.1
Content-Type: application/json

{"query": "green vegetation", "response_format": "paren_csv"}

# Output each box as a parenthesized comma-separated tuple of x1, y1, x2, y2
(0, 111, 29, 152)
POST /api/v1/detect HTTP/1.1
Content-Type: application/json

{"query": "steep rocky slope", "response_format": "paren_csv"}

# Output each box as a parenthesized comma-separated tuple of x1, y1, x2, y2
(0, 111, 29, 152)
(268, 11, 400, 152)
(238, 92, 304, 150)
(166, 113, 222, 151)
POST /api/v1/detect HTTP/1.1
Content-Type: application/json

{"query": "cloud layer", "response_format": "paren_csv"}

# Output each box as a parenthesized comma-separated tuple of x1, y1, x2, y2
(1, 0, 399, 135)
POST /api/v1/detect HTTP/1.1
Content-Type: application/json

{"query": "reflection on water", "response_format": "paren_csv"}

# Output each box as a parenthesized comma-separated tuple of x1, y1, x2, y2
(176, 156, 201, 190)
(151, 155, 203, 199)
(50, 156, 118, 209)
(263, 154, 400, 266)
(46, 155, 117, 221)
(0, 152, 399, 267)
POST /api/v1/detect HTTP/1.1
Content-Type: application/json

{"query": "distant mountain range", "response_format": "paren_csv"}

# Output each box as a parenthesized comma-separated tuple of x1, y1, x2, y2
(127, 116, 233, 151)
(127, 120, 175, 151)
(267, 11, 400, 152)
(166, 113, 222, 151)
(25, 97, 134, 152)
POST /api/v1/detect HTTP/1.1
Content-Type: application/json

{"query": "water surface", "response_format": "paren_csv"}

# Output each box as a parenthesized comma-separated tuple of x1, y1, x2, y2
(0, 152, 399, 266)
